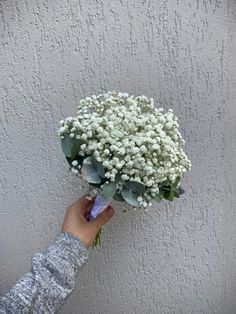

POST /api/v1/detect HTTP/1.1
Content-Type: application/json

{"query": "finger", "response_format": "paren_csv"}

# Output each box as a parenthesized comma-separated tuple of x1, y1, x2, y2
(84, 200, 95, 220)
(90, 206, 114, 230)
(71, 195, 93, 214)
(77, 195, 92, 208)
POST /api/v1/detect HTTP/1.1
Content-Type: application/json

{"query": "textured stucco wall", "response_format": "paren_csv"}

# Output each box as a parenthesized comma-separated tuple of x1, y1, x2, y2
(0, 1, 236, 313)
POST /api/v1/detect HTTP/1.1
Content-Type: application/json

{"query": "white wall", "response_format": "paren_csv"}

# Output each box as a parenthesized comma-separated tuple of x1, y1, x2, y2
(0, 1, 236, 313)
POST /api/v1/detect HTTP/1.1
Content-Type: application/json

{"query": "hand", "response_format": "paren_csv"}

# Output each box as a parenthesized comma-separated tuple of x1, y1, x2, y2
(62, 195, 114, 248)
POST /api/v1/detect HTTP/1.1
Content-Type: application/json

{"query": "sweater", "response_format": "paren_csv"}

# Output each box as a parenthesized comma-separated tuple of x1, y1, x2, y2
(0, 232, 90, 313)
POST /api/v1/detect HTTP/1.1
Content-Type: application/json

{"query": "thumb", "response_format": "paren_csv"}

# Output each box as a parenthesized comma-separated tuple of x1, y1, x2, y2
(91, 206, 114, 230)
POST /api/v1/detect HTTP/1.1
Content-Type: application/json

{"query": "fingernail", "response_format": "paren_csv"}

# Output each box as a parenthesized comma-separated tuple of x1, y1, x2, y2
(106, 207, 114, 217)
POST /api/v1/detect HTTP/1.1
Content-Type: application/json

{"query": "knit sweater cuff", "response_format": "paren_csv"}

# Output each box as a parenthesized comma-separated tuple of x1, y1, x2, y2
(44, 232, 90, 274)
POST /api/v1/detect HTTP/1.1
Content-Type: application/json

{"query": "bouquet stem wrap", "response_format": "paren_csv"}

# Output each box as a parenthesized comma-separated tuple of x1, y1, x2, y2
(90, 195, 110, 247)
(90, 195, 110, 220)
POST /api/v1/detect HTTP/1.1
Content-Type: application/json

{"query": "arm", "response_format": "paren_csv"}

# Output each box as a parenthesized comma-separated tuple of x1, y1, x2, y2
(0, 196, 114, 314)
(0, 232, 89, 314)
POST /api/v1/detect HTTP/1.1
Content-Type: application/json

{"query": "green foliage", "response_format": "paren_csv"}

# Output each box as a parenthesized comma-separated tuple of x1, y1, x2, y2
(176, 186, 185, 195)
(61, 134, 84, 161)
(124, 181, 146, 194)
(62, 135, 186, 205)
(121, 189, 140, 206)
(66, 157, 73, 167)
(162, 188, 174, 201)
(81, 156, 105, 184)
(101, 182, 117, 200)
(158, 176, 184, 202)
(71, 139, 84, 160)
(92, 157, 105, 178)
(115, 173, 123, 184)
(61, 135, 74, 158)
(172, 176, 180, 188)
(120, 180, 146, 206)
(113, 192, 125, 202)
(81, 162, 101, 184)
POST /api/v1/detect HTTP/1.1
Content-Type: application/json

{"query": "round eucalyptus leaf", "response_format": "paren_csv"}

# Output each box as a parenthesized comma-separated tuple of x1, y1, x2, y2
(61, 135, 74, 157)
(173, 190, 180, 198)
(121, 189, 139, 206)
(81, 162, 101, 184)
(176, 186, 185, 195)
(113, 192, 125, 202)
(124, 181, 146, 194)
(101, 182, 117, 200)
(66, 157, 73, 167)
(71, 139, 84, 160)
(91, 157, 105, 178)
(84, 156, 93, 164)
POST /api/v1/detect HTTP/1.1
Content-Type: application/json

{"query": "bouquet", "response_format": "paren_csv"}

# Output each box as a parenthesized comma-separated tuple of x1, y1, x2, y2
(59, 91, 191, 246)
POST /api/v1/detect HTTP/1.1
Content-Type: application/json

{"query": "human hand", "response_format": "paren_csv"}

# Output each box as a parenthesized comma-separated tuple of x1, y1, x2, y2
(62, 195, 114, 248)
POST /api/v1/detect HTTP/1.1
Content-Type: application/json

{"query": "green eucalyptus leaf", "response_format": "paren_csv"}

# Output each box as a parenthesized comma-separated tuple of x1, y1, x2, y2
(101, 182, 117, 200)
(81, 158, 101, 184)
(61, 135, 74, 157)
(84, 156, 93, 164)
(91, 157, 105, 178)
(163, 188, 171, 199)
(159, 178, 171, 187)
(113, 192, 125, 202)
(121, 189, 139, 206)
(124, 181, 146, 194)
(160, 186, 171, 191)
(66, 157, 73, 167)
(163, 189, 174, 201)
(162, 191, 169, 200)
(173, 176, 181, 188)
(168, 190, 175, 201)
(176, 186, 185, 195)
(115, 173, 123, 184)
(173, 190, 180, 198)
(71, 139, 84, 160)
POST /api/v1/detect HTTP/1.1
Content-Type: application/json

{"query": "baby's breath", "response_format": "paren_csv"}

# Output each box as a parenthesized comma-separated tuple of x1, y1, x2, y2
(59, 91, 191, 205)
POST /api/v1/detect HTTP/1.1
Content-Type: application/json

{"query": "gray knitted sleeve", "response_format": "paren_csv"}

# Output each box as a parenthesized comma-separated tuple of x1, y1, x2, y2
(0, 232, 90, 314)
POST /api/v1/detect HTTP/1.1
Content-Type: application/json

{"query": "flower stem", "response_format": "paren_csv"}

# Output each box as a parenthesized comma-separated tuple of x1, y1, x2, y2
(92, 228, 102, 248)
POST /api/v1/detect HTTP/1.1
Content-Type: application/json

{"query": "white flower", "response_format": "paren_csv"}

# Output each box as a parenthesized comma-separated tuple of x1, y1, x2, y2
(121, 174, 129, 181)
(71, 168, 78, 174)
(137, 196, 143, 202)
(152, 144, 160, 150)
(73, 121, 80, 128)
(80, 144, 86, 150)
(72, 160, 78, 166)
(59, 91, 191, 206)
(66, 117, 73, 123)
(165, 122, 173, 129)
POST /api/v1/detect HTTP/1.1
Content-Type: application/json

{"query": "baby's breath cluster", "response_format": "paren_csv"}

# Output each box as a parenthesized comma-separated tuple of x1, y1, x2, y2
(59, 91, 191, 208)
